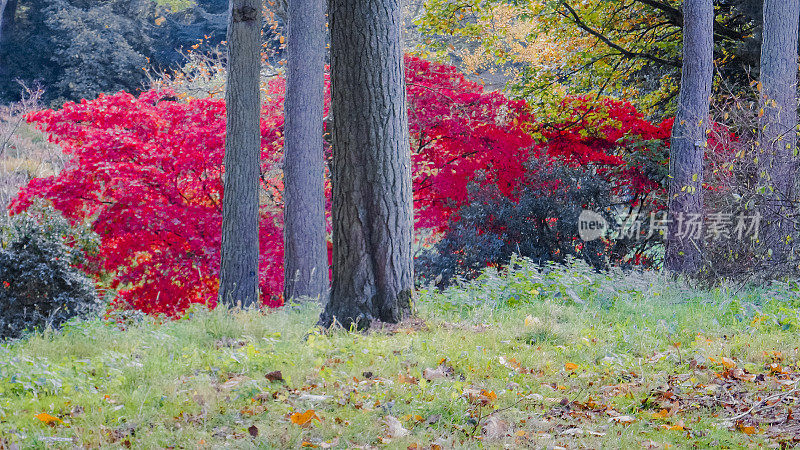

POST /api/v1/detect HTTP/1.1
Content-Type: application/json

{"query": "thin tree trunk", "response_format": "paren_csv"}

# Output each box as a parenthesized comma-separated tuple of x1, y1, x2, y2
(319, 0, 414, 329)
(282, 0, 329, 302)
(664, 0, 713, 274)
(219, 0, 262, 308)
(758, 0, 799, 269)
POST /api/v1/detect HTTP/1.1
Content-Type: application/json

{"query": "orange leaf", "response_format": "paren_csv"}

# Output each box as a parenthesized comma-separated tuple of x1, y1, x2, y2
(290, 409, 320, 427)
(661, 420, 685, 431)
(35, 412, 63, 426)
(565, 362, 578, 371)
(398, 374, 418, 384)
(481, 390, 497, 402)
(301, 442, 318, 448)
(736, 422, 757, 435)
(721, 357, 736, 369)
(652, 409, 670, 420)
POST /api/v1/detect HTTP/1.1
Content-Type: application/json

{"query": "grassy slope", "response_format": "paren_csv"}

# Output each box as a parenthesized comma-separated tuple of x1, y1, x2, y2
(2, 259, 800, 449)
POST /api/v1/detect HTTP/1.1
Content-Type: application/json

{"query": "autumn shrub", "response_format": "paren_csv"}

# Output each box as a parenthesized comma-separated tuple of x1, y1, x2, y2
(0, 205, 100, 340)
(415, 160, 640, 287)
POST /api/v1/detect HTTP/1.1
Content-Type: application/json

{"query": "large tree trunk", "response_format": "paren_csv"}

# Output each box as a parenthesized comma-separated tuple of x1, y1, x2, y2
(219, 0, 262, 308)
(758, 0, 799, 270)
(282, 0, 329, 302)
(664, 0, 713, 274)
(319, 0, 414, 329)
(0, 0, 16, 79)
(0, 0, 9, 44)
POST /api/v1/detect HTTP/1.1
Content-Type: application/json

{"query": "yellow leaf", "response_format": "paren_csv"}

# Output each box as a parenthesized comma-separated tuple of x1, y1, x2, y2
(290, 409, 320, 427)
(524, 314, 537, 327)
(35, 412, 63, 426)
(565, 362, 578, 371)
(155, 16, 166, 26)
(280, 36, 285, 44)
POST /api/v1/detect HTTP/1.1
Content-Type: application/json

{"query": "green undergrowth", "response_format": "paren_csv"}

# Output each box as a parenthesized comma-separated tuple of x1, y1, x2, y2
(2, 258, 800, 448)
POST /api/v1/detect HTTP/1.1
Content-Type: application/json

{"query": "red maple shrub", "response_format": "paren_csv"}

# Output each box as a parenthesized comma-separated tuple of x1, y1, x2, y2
(13, 56, 669, 316)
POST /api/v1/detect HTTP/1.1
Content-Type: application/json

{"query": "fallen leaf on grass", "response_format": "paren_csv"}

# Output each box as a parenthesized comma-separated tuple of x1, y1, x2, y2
(248, 425, 259, 437)
(661, 419, 685, 431)
(736, 422, 757, 435)
(728, 368, 756, 382)
(384, 416, 410, 439)
(290, 410, 320, 427)
(721, 357, 736, 369)
(265, 371, 284, 382)
(398, 374, 418, 384)
(482, 416, 508, 439)
(423, 364, 453, 381)
(609, 415, 636, 425)
(34, 413, 63, 426)
(219, 376, 249, 391)
(565, 362, 579, 371)
(464, 388, 497, 406)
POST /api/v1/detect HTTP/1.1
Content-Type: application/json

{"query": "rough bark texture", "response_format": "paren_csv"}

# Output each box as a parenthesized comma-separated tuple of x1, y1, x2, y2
(0, 0, 15, 78)
(283, 0, 329, 302)
(0, 0, 9, 44)
(219, 0, 262, 308)
(759, 0, 799, 268)
(664, 0, 713, 274)
(318, 0, 414, 329)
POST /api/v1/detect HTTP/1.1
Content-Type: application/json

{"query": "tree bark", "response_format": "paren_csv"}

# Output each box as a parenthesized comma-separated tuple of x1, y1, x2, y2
(758, 0, 799, 268)
(664, 0, 713, 274)
(219, 0, 262, 308)
(319, 0, 414, 329)
(282, 0, 329, 302)
(0, 0, 16, 79)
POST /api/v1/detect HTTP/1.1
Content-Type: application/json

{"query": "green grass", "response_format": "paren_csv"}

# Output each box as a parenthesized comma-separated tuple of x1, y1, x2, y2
(2, 258, 800, 448)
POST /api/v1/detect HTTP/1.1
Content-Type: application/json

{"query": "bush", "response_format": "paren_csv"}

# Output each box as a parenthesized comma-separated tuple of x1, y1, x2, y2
(416, 159, 643, 287)
(0, 207, 100, 340)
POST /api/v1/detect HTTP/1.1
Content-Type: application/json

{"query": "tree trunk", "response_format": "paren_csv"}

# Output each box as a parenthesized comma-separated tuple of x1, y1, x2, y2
(664, 0, 713, 274)
(0, 0, 9, 44)
(758, 0, 799, 269)
(282, 0, 329, 302)
(0, 0, 16, 79)
(319, 0, 414, 329)
(219, 0, 262, 308)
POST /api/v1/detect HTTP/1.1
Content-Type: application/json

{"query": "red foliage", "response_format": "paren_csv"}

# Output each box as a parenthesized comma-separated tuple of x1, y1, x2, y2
(14, 56, 669, 316)
(406, 57, 536, 231)
(538, 96, 670, 201)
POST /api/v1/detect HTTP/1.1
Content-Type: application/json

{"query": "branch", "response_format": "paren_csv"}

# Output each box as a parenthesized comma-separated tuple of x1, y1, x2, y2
(560, 2, 680, 68)
(633, 0, 746, 41)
